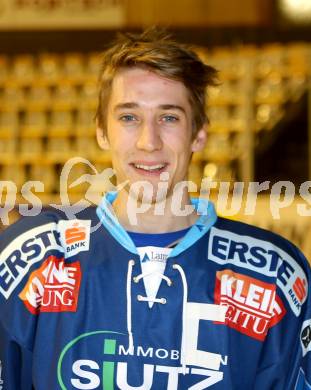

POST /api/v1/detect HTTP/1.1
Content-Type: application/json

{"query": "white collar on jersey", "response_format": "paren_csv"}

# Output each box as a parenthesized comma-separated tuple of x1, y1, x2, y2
(96, 191, 218, 257)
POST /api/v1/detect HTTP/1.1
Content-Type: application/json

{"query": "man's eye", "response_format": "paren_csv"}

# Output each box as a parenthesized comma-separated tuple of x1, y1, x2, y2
(162, 115, 178, 123)
(120, 114, 136, 122)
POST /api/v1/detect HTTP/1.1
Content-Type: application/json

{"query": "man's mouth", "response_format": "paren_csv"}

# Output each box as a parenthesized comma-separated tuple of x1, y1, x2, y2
(130, 163, 168, 175)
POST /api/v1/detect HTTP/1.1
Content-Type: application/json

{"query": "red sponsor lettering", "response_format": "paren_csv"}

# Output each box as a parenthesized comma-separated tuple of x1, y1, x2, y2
(65, 223, 86, 245)
(293, 277, 307, 302)
(214, 270, 286, 341)
(19, 255, 81, 314)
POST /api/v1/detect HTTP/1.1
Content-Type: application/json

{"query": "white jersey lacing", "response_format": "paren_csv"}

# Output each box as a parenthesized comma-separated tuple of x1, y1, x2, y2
(126, 259, 188, 375)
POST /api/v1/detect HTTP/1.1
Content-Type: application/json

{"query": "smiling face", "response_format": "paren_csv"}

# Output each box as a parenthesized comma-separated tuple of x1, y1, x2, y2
(97, 67, 207, 204)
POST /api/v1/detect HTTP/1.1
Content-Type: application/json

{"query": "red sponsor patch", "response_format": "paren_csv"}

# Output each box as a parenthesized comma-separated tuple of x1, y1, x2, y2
(293, 276, 307, 303)
(19, 255, 81, 314)
(65, 223, 87, 245)
(59, 220, 91, 257)
(214, 270, 286, 341)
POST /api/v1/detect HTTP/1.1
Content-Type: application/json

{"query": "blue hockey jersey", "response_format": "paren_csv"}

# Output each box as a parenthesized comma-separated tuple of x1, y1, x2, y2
(1, 192, 311, 389)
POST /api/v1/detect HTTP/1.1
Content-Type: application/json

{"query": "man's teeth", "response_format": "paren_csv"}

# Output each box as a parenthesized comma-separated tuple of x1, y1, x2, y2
(134, 164, 165, 171)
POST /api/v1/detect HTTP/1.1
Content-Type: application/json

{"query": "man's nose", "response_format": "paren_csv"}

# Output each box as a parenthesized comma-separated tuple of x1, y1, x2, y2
(136, 121, 163, 152)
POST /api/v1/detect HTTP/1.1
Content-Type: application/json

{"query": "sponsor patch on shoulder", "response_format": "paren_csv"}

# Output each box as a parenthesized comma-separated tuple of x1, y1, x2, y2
(0, 223, 62, 299)
(19, 255, 82, 314)
(301, 319, 311, 357)
(208, 227, 308, 316)
(214, 269, 286, 341)
(277, 257, 308, 317)
(208, 227, 283, 276)
(58, 220, 91, 258)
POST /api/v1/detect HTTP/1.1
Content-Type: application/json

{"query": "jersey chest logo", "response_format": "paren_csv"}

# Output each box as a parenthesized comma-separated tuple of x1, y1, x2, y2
(19, 255, 82, 314)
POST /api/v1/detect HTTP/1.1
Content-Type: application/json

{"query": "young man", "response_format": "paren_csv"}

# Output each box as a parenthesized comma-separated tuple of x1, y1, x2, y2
(1, 29, 311, 389)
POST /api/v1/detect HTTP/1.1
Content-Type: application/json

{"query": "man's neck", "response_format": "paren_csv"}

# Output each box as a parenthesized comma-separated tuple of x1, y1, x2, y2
(111, 189, 199, 233)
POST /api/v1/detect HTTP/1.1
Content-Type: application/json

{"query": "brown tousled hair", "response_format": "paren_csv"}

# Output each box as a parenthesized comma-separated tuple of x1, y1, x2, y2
(95, 28, 218, 137)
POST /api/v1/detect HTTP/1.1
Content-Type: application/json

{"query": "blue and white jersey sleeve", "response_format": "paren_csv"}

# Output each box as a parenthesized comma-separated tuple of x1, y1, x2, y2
(253, 243, 311, 389)
(0, 212, 65, 389)
(293, 248, 311, 390)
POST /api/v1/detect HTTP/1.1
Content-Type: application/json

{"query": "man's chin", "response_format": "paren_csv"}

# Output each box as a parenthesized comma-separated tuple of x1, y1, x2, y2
(129, 187, 156, 205)
(127, 182, 168, 205)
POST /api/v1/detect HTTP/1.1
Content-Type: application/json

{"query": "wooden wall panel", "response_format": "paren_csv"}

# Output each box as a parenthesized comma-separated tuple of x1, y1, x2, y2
(125, 0, 273, 27)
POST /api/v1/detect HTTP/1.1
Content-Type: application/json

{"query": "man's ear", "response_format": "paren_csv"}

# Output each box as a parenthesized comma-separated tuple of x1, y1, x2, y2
(191, 128, 207, 152)
(96, 127, 110, 150)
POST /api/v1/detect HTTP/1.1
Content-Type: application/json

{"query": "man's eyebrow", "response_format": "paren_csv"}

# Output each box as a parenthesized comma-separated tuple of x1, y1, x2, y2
(158, 104, 186, 114)
(114, 102, 139, 111)
(113, 102, 186, 114)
